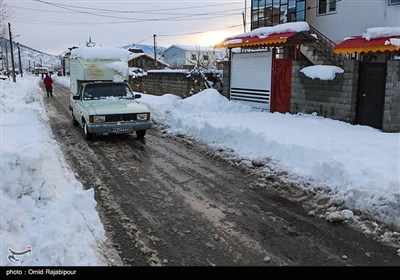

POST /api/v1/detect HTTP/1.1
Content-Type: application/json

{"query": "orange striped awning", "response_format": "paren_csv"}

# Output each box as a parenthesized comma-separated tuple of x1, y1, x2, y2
(334, 36, 400, 54)
(215, 31, 315, 49)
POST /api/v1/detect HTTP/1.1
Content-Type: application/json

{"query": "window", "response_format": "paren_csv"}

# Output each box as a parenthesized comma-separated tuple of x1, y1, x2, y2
(388, 0, 400, 5)
(318, 0, 337, 15)
(251, 0, 306, 30)
(191, 54, 197, 60)
(203, 55, 209, 61)
(329, 0, 337, 11)
(318, 0, 327, 14)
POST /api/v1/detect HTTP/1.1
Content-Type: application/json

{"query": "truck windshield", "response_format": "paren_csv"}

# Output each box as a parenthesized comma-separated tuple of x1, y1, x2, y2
(83, 83, 134, 100)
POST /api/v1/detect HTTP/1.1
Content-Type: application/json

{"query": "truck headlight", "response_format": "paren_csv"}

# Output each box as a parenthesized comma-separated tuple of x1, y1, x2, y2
(137, 113, 149, 121)
(93, 115, 106, 122)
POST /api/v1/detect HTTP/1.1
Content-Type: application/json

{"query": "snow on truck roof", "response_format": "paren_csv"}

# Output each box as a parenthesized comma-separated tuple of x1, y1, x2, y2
(71, 46, 131, 60)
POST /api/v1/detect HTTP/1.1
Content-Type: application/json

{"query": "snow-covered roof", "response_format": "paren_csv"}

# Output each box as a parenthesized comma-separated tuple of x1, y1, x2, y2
(335, 27, 400, 54)
(216, 21, 313, 49)
(128, 52, 168, 66)
(71, 46, 131, 60)
(226, 21, 309, 40)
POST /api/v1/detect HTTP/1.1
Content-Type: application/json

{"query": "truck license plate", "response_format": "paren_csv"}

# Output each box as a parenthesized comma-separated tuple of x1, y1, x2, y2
(112, 127, 133, 133)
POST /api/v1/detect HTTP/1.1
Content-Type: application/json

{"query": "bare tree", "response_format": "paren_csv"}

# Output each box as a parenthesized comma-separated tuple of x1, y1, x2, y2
(0, 0, 9, 72)
(185, 46, 225, 92)
(187, 46, 221, 70)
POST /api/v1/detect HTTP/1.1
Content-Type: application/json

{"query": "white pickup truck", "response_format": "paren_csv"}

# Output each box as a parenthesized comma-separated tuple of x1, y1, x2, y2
(69, 47, 151, 140)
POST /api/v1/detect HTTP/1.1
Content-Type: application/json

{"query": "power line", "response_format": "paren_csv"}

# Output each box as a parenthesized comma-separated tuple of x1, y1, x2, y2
(31, 0, 242, 22)
(31, 1, 243, 14)
(158, 24, 243, 37)
(10, 3, 244, 16)
(10, 10, 242, 25)
(133, 36, 154, 45)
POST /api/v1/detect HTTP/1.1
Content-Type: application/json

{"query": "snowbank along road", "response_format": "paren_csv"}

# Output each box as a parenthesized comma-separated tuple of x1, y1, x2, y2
(43, 83, 400, 266)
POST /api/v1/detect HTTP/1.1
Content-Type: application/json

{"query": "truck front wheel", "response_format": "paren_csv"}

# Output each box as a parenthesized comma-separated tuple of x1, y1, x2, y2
(72, 111, 79, 127)
(83, 121, 93, 140)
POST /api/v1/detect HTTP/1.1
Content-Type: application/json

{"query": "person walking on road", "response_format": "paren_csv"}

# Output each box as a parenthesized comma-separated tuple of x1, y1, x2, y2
(43, 74, 53, 98)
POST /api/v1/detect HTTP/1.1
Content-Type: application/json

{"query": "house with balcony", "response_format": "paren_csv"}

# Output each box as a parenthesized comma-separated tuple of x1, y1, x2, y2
(217, 0, 400, 131)
(251, 0, 400, 65)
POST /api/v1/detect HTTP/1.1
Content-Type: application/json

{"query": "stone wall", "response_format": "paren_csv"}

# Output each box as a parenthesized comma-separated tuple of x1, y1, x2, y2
(291, 60, 359, 124)
(383, 60, 400, 132)
(220, 60, 230, 99)
(129, 71, 206, 98)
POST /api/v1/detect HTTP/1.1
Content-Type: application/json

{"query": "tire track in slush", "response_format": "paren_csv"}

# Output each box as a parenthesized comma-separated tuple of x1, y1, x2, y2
(43, 82, 400, 266)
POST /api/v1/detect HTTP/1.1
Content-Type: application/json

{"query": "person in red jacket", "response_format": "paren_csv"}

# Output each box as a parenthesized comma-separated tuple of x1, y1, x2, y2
(43, 74, 53, 98)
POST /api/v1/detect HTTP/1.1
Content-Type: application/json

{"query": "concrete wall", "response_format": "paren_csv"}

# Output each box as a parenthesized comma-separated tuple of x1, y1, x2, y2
(383, 60, 400, 132)
(291, 60, 359, 123)
(291, 59, 400, 132)
(129, 70, 206, 98)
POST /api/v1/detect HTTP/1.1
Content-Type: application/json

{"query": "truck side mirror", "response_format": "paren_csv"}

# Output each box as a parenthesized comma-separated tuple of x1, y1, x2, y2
(73, 95, 81, 100)
(134, 94, 141, 99)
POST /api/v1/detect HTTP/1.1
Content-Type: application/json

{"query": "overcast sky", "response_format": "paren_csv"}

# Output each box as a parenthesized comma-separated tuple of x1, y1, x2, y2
(6, 0, 249, 55)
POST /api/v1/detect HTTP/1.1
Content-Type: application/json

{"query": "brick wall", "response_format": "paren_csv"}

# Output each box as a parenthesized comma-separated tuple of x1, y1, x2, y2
(129, 71, 206, 98)
(291, 60, 359, 124)
(383, 60, 400, 132)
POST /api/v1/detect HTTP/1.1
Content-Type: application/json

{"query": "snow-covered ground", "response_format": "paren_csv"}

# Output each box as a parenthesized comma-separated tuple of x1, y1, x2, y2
(1, 75, 399, 266)
(138, 89, 400, 230)
(1, 76, 107, 266)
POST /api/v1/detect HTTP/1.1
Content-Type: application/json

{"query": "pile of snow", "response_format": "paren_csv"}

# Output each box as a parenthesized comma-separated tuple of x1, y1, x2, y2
(300, 65, 344, 80)
(363, 27, 400, 40)
(140, 89, 400, 229)
(106, 61, 128, 82)
(0, 76, 106, 265)
(71, 46, 130, 60)
(52, 75, 70, 88)
(386, 38, 400, 47)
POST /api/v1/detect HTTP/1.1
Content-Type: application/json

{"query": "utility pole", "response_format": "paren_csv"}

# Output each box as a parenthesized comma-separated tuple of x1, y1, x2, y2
(244, 0, 247, 32)
(5, 42, 9, 75)
(242, 12, 246, 33)
(8, 22, 16, 82)
(0, 48, 3, 71)
(17, 43, 22, 77)
(153, 34, 158, 68)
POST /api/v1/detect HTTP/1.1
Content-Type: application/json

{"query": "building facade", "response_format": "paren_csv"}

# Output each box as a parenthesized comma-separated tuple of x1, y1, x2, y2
(251, 0, 400, 42)
(306, 0, 400, 42)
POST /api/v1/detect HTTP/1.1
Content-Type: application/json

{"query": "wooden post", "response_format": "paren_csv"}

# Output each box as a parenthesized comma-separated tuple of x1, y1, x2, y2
(8, 22, 16, 82)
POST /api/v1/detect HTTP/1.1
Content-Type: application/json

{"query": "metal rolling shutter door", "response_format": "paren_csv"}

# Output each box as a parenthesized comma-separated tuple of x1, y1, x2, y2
(230, 51, 272, 111)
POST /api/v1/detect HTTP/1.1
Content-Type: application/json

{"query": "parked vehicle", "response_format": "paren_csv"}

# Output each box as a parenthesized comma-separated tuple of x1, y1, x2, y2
(69, 47, 151, 140)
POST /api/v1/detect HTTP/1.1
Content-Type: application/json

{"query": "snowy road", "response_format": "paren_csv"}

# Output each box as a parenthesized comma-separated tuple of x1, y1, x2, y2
(43, 83, 400, 266)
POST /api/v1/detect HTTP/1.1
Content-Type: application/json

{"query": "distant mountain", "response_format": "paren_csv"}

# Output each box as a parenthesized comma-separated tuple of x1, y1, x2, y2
(119, 44, 166, 58)
(0, 38, 60, 71)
